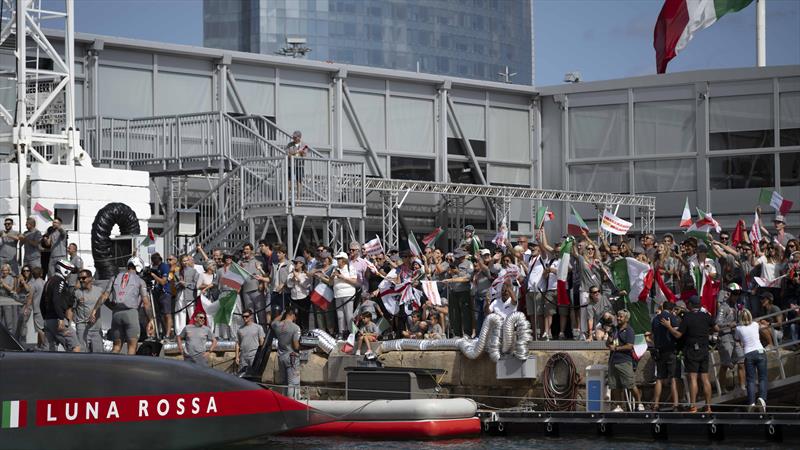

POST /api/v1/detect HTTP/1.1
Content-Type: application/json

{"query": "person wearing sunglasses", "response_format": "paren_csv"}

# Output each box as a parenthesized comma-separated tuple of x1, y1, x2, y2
(235, 308, 265, 371)
(73, 269, 105, 352)
(177, 312, 217, 367)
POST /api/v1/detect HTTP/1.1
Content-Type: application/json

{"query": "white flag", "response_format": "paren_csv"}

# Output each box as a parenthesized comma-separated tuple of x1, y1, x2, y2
(601, 210, 632, 236)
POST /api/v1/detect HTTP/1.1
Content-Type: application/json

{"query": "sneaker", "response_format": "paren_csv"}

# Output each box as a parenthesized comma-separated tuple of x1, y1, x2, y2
(572, 329, 581, 340)
(637, 403, 646, 412)
(748, 403, 756, 413)
(579, 332, 587, 341)
(612, 406, 624, 412)
(355, 350, 361, 356)
(757, 397, 766, 412)
(558, 332, 566, 340)
(544, 333, 551, 341)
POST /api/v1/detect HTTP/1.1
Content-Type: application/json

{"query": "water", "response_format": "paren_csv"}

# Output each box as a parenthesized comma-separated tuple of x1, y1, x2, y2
(225, 436, 782, 449)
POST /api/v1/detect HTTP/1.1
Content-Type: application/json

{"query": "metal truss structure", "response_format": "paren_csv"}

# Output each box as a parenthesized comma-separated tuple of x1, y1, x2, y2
(368, 178, 656, 249)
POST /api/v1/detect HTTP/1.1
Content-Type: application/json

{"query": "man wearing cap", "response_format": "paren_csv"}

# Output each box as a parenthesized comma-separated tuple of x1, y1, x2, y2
(716, 283, 745, 393)
(443, 248, 473, 338)
(661, 295, 718, 412)
(177, 311, 217, 366)
(472, 248, 496, 331)
(767, 214, 795, 247)
(41, 259, 80, 352)
(460, 225, 481, 253)
(333, 250, 358, 338)
(285, 130, 308, 195)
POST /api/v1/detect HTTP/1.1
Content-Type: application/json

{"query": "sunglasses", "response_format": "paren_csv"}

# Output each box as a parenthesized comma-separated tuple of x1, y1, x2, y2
(196, 316, 206, 320)
(587, 247, 595, 250)
(78, 276, 89, 281)
(590, 290, 600, 294)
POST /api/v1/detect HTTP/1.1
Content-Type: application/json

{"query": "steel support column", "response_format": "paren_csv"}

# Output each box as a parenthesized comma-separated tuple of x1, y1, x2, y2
(381, 192, 399, 251)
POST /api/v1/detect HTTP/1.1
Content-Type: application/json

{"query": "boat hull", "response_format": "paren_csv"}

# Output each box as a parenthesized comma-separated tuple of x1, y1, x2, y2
(284, 417, 481, 439)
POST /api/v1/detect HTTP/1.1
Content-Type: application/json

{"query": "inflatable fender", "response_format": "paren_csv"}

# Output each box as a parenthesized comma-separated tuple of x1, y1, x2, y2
(91, 202, 141, 280)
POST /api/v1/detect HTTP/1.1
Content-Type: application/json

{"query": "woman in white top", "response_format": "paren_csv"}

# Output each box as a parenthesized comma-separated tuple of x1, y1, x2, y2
(332, 252, 358, 338)
(286, 256, 312, 330)
(735, 309, 767, 411)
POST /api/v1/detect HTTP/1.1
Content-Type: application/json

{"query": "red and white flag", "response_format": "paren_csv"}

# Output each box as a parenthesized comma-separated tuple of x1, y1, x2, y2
(601, 210, 632, 236)
(421, 280, 442, 306)
(749, 211, 763, 249)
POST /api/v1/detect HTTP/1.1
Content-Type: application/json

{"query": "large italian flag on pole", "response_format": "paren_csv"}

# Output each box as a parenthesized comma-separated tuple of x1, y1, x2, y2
(2, 400, 27, 428)
(556, 237, 574, 306)
(655, 0, 754, 73)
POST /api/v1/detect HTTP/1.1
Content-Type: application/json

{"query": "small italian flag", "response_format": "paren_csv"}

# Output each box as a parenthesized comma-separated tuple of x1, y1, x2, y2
(567, 205, 589, 236)
(2, 400, 26, 429)
(535, 205, 554, 229)
(633, 334, 648, 361)
(654, 0, 755, 73)
(679, 197, 692, 228)
(556, 237, 574, 306)
(759, 188, 794, 215)
(421, 227, 446, 248)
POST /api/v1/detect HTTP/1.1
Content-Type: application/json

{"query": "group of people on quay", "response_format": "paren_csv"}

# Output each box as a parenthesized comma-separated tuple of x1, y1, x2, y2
(1, 197, 798, 411)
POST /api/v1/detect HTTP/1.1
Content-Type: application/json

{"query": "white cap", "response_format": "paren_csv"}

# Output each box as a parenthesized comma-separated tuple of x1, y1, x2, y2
(334, 252, 348, 260)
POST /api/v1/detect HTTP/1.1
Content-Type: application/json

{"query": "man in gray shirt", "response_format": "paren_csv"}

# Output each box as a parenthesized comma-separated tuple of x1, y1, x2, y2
(67, 243, 84, 287)
(178, 312, 217, 367)
(443, 248, 474, 338)
(271, 308, 301, 399)
(239, 243, 268, 314)
(73, 269, 105, 352)
(94, 258, 153, 355)
(21, 218, 42, 269)
(1, 217, 20, 275)
(25, 266, 46, 348)
(235, 308, 265, 370)
(44, 218, 68, 277)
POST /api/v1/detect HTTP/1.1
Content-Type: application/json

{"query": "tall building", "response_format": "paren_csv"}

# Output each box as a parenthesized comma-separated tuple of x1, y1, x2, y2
(204, 0, 534, 85)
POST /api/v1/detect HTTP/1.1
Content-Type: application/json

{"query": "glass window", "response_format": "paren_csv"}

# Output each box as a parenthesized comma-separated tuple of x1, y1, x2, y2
(709, 154, 774, 190)
(569, 104, 628, 159)
(634, 100, 695, 155)
(448, 103, 485, 140)
(634, 159, 696, 193)
(569, 163, 629, 193)
(388, 97, 434, 154)
(448, 160, 486, 184)
(489, 107, 529, 160)
(709, 95, 774, 150)
(390, 157, 435, 181)
(780, 91, 800, 147)
(780, 152, 800, 187)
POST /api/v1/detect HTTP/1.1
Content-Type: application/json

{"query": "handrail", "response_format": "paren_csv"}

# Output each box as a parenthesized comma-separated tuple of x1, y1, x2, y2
(235, 114, 326, 158)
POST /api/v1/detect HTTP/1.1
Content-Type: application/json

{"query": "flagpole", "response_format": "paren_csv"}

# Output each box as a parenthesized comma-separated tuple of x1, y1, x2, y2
(756, 0, 766, 67)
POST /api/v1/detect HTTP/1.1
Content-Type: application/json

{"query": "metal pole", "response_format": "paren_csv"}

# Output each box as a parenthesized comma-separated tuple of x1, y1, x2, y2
(756, 0, 766, 67)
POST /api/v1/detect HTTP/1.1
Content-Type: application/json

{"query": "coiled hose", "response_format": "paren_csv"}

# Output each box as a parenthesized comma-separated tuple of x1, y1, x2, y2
(542, 352, 580, 411)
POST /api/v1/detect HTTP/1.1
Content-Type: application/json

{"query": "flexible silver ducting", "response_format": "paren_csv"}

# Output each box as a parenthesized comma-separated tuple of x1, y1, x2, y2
(311, 329, 337, 354)
(162, 340, 237, 355)
(375, 312, 532, 362)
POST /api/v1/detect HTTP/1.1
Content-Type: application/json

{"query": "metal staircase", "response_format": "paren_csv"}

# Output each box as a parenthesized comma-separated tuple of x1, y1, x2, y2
(77, 111, 366, 254)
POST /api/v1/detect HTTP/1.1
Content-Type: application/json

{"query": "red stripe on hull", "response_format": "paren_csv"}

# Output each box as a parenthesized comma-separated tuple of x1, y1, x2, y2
(284, 417, 481, 439)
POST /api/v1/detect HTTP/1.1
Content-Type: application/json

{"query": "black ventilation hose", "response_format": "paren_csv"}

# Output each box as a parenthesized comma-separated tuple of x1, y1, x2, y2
(91, 202, 141, 280)
(543, 352, 581, 412)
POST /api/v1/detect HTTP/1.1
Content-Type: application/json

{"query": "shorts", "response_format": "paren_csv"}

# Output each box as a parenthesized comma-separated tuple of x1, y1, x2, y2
(362, 334, 377, 342)
(528, 291, 556, 316)
(654, 350, 678, 380)
(158, 293, 174, 315)
(44, 318, 80, 351)
(608, 361, 635, 390)
(684, 348, 709, 373)
(717, 334, 742, 367)
(111, 308, 140, 342)
(289, 162, 304, 182)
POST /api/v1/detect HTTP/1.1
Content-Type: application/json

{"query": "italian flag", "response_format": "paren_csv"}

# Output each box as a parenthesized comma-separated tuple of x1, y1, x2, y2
(609, 258, 653, 334)
(633, 334, 649, 361)
(341, 320, 360, 354)
(535, 205, 554, 229)
(213, 291, 239, 326)
(33, 202, 54, 222)
(221, 262, 250, 291)
(655, 0, 755, 73)
(310, 282, 334, 311)
(2, 400, 26, 428)
(408, 231, 423, 257)
(679, 197, 692, 228)
(567, 205, 589, 236)
(759, 188, 794, 215)
(421, 227, 446, 248)
(556, 237, 574, 306)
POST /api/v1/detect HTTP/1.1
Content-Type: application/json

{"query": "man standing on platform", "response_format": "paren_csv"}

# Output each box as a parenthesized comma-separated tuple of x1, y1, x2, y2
(272, 307, 301, 399)
(607, 309, 644, 412)
(443, 248, 473, 338)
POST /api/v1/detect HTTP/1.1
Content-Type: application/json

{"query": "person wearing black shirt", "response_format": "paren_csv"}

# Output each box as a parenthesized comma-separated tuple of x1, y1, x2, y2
(606, 309, 643, 412)
(661, 295, 718, 412)
(650, 302, 680, 411)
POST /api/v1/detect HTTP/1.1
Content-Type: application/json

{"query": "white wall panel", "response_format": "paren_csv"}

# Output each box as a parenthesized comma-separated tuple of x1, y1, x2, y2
(278, 84, 330, 145)
(156, 72, 213, 115)
(489, 107, 530, 161)
(343, 92, 385, 149)
(388, 97, 434, 154)
(99, 65, 153, 117)
(448, 102, 485, 140)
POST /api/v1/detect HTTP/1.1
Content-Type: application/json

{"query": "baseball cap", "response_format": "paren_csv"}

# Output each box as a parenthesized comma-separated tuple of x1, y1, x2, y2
(293, 256, 306, 264)
(480, 249, 491, 256)
(774, 214, 786, 223)
(334, 252, 348, 259)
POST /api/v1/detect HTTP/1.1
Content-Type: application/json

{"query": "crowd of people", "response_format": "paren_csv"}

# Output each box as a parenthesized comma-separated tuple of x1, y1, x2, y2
(1, 208, 798, 409)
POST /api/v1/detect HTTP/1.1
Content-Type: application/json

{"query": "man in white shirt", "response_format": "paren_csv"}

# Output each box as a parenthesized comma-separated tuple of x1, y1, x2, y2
(526, 244, 558, 340)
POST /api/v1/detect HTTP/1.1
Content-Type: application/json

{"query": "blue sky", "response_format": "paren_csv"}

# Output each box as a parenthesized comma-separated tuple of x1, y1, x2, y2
(64, 0, 799, 86)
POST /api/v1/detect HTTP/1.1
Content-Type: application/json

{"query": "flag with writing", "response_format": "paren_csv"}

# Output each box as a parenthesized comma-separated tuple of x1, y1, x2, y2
(408, 231, 423, 257)
(679, 197, 692, 228)
(213, 291, 238, 326)
(421, 227, 446, 248)
(363, 236, 383, 256)
(567, 205, 589, 236)
(33, 202, 54, 222)
(759, 188, 794, 215)
(310, 282, 334, 310)
(535, 206, 554, 229)
(601, 210, 632, 236)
